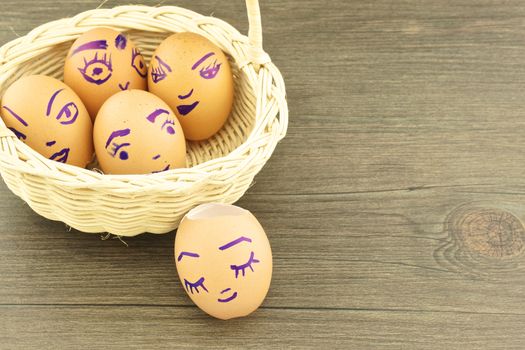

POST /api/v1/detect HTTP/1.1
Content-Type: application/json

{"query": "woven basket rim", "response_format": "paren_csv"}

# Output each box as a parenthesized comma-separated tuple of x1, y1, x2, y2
(0, 4, 288, 190)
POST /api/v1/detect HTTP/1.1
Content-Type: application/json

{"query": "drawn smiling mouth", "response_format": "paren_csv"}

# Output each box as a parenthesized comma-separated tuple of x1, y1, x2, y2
(49, 148, 70, 163)
(217, 288, 238, 303)
(177, 101, 199, 116)
(152, 164, 170, 174)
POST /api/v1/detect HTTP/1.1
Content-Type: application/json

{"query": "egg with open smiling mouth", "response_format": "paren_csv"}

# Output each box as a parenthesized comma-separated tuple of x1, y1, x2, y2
(148, 32, 234, 141)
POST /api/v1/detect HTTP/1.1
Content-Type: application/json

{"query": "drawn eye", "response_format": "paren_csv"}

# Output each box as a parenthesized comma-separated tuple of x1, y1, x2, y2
(108, 142, 130, 160)
(199, 60, 221, 80)
(162, 120, 176, 135)
(230, 251, 260, 278)
(131, 48, 147, 78)
(56, 102, 79, 125)
(78, 52, 113, 85)
(184, 277, 208, 294)
(150, 56, 172, 84)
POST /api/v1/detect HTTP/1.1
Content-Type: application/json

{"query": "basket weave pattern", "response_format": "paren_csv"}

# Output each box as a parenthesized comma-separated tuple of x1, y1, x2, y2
(0, 1, 288, 236)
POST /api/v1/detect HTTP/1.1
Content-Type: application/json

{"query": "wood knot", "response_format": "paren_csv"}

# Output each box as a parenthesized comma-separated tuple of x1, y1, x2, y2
(450, 207, 524, 258)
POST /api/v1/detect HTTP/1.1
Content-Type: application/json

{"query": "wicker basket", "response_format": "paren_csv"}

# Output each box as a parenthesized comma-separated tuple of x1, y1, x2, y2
(0, 1, 288, 237)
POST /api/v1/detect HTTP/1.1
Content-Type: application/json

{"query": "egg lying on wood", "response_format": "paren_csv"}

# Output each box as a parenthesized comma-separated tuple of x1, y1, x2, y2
(148, 32, 234, 141)
(64, 28, 148, 120)
(175, 203, 272, 320)
(93, 90, 187, 175)
(0, 75, 93, 167)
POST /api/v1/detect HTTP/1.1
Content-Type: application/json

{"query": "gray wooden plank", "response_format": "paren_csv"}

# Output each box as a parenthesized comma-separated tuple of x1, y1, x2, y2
(3, 183, 525, 317)
(2, 306, 525, 350)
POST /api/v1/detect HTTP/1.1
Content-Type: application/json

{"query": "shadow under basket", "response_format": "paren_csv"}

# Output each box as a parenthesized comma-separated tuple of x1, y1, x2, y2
(0, 1, 288, 237)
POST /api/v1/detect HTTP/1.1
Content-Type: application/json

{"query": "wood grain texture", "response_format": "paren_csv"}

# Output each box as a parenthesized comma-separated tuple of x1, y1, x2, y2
(2, 0, 525, 349)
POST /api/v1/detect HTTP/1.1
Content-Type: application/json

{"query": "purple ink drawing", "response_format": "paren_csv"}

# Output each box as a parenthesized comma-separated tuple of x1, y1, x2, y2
(230, 251, 260, 278)
(71, 40, 108, 56)
(105, 128, 131, 160)
(131, 48, 147, 78)
(46, 140, 56, 147)
(218, 289, 238, 303)
(146, 109, 176, 135)
(115, 34, 127, 50)
(3, 106, 29, 141)
(178, 89, 194, 100)
(78, 52, 113, 85)
(8, 127, 26, 140)
(177, 251, 200, 262)
(49, 148, 70, 163)
(184, 277, 209, 294)
(47, 89, 79, 125)
(219, 236, 253, 250)
(3, 105, 28, 127)
(150, 56, 172, 83)
(152, 164, 170, 174)
(192, 52, 221, 80)
(176, 101, 199, 116)
(119, 82, 130, 91)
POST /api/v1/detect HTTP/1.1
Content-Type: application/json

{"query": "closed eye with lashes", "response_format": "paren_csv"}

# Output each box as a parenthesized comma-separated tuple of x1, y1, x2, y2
(199, 60, 221, 80)
(109, 142, 130, 160)
(230, 251, 260, 278)
(184, 277, 209, 294)
(78, 52, 113, 85)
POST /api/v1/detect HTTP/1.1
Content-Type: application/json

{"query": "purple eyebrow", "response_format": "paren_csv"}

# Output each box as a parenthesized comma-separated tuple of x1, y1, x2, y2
(177, 252, 200, 262)
(72, 40, 108, 56)
(46, 89, 64, 116)
(2, 105, 28, 126)
(146, 108, 170, 123)
(192, 52, 215, 70)
(105, 128, 130, 148)
(219, 236, 252, 251)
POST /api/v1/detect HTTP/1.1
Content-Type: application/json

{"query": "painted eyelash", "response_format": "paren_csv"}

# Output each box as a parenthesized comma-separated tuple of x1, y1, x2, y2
(199, 60, 221, 79)
(161, 119, 176, 135)
(184, 277, 209, 294)
(131, 48, 147, 78)
(81, 52, 113, 72)
(230, 251, 260, 278)
(109, 142, 130, 159)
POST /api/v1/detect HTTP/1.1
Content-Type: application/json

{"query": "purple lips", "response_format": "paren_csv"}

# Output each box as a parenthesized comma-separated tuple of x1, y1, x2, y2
(176, 101, 199, 116)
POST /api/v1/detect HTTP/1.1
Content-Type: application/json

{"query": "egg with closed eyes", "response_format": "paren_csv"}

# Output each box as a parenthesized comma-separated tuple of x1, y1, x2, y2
(93, 90, 186, 175)
(0, 75, 93, 167)
(64, 28, 148, 120)
(175, 203, 273, 320)
(148, 32, 234, 141)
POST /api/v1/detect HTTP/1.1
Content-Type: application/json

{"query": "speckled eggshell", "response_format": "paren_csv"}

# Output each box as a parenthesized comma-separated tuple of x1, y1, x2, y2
(148, 32, 234, 141)
(64, 28, 148, 120)
(0, 75, 93, 167)
(93, 90, 186, 175)
(175, 204, 273, 320)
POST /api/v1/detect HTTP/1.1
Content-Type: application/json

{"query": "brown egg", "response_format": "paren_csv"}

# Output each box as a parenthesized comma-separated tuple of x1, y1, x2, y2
(64, 28, 148, 120)
(175, 204, 273, 320)
(0, 75, 93, 167)
(148, 32, 234, 141)
(94, 90, 186, 174)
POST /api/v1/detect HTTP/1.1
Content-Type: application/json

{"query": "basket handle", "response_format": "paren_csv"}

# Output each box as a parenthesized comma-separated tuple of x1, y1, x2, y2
(246, 0, 271, 68)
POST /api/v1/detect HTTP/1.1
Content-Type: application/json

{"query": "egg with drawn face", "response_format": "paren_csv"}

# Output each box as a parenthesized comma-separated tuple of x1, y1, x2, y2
(0, 75, 93, 167)
(93, 90, 186, 175)
(175, 203, 273, 320)
(148, 32, 234, 141)
(64, 28, 148, 120)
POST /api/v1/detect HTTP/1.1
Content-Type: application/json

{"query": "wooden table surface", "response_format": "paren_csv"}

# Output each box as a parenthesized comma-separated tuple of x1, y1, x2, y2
(2, 0, 525, 348)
